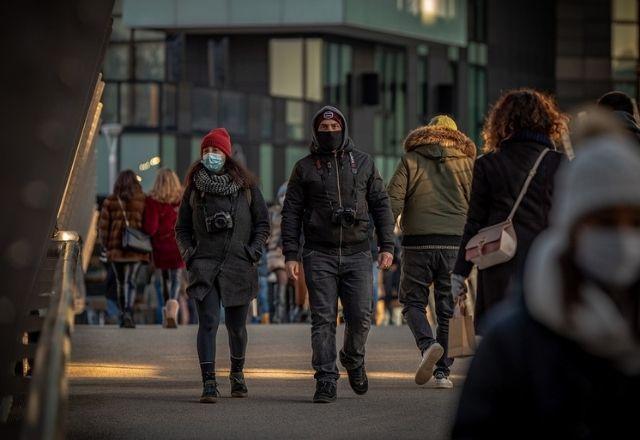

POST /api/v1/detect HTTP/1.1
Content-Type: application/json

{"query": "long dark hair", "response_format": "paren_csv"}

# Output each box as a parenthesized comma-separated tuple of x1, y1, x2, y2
(184, 155, 257, 190)
(113, 169, 143, 201)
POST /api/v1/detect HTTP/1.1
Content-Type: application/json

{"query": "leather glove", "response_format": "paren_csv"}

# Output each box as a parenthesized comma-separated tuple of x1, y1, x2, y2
(450, 273, 468, 300)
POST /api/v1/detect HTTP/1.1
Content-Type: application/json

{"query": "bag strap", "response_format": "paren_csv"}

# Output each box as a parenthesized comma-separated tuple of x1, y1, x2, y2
(507, 148, 550, 222)
(116, 197, 131, 228)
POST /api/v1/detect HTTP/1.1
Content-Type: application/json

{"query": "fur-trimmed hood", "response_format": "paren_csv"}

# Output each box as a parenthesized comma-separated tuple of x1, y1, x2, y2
(403, 125, 477, 159)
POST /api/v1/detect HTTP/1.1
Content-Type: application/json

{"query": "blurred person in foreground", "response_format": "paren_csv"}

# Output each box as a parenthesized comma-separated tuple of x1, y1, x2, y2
(596, 91, 640, 144)
(282, 106, 395, 403)
(143, 168, 185, 328)
(452, 135, 640, 438)
(175, 128, 269, 403)
(267, 182, 289, 323)
(98, 170, 150, 328)
(387, 115, 475, 388)
(451, 89, 567, 334)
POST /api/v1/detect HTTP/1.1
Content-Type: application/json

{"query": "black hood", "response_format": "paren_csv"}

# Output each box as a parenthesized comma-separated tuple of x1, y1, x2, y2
(310, 105, 353, 154)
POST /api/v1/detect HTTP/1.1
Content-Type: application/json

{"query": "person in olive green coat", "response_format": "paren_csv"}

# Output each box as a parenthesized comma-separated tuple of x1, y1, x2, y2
(387, 115, 475, 389)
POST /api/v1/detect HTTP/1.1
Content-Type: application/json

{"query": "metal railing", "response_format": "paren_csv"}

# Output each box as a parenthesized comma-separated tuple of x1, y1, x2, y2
(20, 232, 85, 440)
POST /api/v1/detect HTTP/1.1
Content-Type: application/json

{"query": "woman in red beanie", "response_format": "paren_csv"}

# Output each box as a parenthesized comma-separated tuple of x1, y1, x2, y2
(175, 128, 270, 403)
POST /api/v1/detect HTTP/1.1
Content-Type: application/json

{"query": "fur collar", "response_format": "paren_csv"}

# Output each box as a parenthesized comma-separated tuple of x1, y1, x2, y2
(403, 126, 476, 159)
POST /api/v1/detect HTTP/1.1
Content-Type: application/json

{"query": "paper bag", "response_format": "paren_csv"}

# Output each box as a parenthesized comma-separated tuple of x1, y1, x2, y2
(448, 299, 476, 358)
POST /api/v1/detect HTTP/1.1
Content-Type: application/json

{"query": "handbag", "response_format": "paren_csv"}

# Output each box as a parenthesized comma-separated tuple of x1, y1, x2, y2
(448, 297, 476, 358)
(465, 148, 550, 270)
(117, 197, 152, 254)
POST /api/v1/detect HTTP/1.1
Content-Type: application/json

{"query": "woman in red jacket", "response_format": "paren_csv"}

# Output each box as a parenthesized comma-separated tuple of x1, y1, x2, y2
(144, 168, 185, 328)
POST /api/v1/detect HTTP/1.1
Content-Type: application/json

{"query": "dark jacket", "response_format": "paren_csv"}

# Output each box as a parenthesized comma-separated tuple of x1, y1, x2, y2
(387, 125, 476, 247)
(282, 106, 395, 261)
(453, 297, 640, 439)
(142, 196, 184, 270)
(175, 180, 270, 306)
(98, 192, 150, 263)
(453, 133, 564, 325)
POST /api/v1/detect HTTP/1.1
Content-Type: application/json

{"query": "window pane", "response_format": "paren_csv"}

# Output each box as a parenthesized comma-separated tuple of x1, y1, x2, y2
(305, 39, 323, 102)
(614, 82, 637, 100)
(259, 143, 274, 201)
(191, 88, 218, 132)
(102, 82, 119, 123)
(613, 59, 637, 79)
(286, 100, 305, 140)
(612, 24, 639, 58)
(120, 134, 160, 192)
(121, 83, 160, 127)
(270, 39, 303, 99)
(220, 91, 247, 136)
(103, 45, 129, 80)
(285, 146, 307, 179)
(96, 136, 110, 195)
(162, 83, 177, 128)
(613, 0, 638, 21)
(135, 42, 165, 80)
(162, 135, 177, 172)
(191, 137, 202, 162)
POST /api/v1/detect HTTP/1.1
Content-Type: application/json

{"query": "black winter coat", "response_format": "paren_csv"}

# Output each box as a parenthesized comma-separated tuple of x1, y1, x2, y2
(282, 141, 395, 261)
(175, 183, 270, 306)
(453, 298, 640, 439)
(453, 135, 564, 328)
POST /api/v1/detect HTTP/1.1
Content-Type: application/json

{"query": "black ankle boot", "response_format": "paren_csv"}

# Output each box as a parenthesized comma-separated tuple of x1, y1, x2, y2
(230, 372, 248, 398)
(200, 379, 220, 403)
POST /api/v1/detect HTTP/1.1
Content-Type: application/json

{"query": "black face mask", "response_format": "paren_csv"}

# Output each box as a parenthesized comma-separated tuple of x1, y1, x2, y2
(316, 131, 343, 153)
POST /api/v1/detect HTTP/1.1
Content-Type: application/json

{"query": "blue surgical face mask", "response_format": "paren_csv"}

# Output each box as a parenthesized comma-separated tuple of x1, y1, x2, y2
(201, 152, 225, 173)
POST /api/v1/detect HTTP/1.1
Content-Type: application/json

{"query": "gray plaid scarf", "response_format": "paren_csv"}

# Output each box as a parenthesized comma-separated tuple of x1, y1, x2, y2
(194, 168, 241, 196)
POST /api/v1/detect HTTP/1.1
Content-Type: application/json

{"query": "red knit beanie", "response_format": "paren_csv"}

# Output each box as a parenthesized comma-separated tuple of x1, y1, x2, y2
(201, 128, 232, 157)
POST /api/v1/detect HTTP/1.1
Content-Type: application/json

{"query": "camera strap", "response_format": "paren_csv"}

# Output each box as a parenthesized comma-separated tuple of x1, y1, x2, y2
(314, 152, 359, 211)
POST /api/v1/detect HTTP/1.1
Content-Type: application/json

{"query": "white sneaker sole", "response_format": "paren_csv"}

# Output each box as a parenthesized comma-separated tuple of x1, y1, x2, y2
(415, 343, 444, 385)
(434, 379, 453, 389)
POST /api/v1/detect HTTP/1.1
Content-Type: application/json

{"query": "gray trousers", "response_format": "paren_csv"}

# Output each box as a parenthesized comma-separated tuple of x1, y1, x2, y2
(400, 249, 455, 375)
(303, 249, 373, 382)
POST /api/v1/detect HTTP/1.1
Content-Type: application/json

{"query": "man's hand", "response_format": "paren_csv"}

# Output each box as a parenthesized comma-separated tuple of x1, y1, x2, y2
(377, 251, 393, 270)
(286, 261, 300, 281)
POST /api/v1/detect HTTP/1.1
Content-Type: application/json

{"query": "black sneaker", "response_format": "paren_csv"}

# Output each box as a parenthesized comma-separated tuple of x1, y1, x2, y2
(347, 365, 368, 395)
(200, 380, 220, 403)
(230, 372, 248, 398)
(313, 380, 337, 403)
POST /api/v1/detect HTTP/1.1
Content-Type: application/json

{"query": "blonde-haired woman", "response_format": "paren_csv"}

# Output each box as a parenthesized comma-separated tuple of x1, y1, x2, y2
(143, 168, 185, 328)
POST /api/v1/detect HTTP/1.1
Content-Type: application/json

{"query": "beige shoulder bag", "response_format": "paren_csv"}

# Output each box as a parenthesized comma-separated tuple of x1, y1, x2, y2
(464, 148, 550, 270)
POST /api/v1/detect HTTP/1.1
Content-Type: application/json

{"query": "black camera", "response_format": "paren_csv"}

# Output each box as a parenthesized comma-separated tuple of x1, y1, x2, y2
(205, 211, 233, 232)
(332, 207, 357, 228)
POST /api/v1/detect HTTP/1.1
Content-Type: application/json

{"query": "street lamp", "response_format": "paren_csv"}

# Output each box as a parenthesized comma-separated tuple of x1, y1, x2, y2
(101, 123, 122, 192)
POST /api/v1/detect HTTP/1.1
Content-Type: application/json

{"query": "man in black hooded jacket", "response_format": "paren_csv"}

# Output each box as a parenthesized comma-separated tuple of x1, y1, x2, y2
(282, 105, 395, 403)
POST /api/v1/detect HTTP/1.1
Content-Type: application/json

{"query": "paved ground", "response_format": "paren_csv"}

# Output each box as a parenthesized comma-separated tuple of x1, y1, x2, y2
(67, 324, 469, 439)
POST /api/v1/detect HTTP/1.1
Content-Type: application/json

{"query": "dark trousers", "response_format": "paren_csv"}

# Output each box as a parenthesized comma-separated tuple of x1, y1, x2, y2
(195, 279, 250, 371)
(303, 249, 373, 382)
(400, 249, 455, 375)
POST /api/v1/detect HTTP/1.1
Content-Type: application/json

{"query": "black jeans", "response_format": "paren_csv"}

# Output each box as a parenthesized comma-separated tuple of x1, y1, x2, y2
(400, 249, 455, 375)
(303, 249, 373, 382)
(195, 278, 250, 371)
